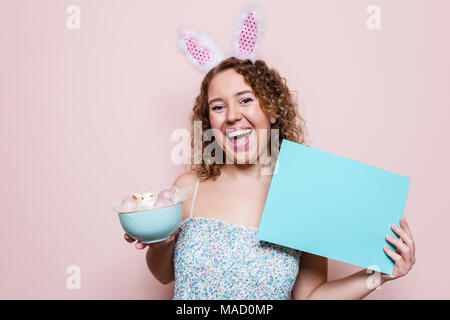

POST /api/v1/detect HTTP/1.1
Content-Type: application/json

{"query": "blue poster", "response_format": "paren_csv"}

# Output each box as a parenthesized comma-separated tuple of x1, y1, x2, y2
(257, 139, 411, 275)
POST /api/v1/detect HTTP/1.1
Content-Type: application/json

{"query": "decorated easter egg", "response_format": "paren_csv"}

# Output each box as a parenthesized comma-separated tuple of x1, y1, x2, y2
(153, 198, 174, 208)
(121, 197, 137, 212)
(157, 189, 173, 201)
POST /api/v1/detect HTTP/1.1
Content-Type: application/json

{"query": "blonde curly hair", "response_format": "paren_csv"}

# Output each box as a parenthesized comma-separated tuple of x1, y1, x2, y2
(186, 57, 309, 181)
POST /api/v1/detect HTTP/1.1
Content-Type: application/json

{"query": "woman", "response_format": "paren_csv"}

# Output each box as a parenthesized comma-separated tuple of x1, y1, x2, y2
(124, 57, 416, 299)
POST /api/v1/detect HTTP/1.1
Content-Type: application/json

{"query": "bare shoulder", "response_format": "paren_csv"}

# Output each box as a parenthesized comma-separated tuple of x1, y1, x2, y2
(172, 171, 198, 190)
(172, 171, 198, 221)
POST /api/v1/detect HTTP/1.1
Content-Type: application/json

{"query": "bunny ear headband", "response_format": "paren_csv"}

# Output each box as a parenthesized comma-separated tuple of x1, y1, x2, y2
(177, 5, 265, 74)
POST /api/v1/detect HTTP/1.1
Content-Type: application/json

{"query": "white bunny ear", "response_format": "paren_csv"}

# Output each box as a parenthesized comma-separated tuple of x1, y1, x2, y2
(232, 5, 265, 62)
(177, 28, 226, 74)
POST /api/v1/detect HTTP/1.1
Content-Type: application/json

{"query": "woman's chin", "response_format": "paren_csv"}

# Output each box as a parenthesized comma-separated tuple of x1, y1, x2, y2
(224, 146, 261, 165)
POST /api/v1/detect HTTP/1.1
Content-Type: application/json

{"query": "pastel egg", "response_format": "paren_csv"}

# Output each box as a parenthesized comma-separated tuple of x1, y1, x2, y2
(154, 198, 174, 208)
(157, 189, 173, 201)
(121, 197, 137, 211)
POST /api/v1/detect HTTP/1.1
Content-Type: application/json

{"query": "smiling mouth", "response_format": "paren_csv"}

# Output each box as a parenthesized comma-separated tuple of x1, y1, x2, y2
(226, 128, 253, 142)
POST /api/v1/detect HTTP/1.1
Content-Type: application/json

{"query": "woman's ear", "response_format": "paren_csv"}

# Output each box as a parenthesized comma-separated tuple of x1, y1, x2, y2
(270, 114, 276, 124)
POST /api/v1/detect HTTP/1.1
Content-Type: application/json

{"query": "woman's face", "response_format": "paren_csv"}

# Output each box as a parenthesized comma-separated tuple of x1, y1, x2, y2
(207, 68, 276, 164)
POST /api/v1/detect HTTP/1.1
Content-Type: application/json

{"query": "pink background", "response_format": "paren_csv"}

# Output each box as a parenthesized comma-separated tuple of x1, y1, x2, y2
(1, 0, 449, 299)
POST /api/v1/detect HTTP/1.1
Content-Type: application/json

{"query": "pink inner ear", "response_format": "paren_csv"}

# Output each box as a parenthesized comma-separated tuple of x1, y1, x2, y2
(184, 34, 213, 65)
(238, 11, 258, 55)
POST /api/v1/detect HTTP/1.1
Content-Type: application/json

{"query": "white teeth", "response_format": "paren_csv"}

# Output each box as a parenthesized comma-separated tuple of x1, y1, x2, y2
(227, 128, 252, 139)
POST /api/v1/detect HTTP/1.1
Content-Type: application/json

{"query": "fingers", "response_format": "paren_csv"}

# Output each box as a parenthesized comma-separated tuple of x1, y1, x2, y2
(124, 233, 135, 243)
(135, 242, 146, 250)
(383, 218, 416, 279)
(392, 220, 416, 265)
(147, 233, 179, 248)
(125, 228, 182, 250)
(391, 222, 415, 250)
(400, 218, 416, 254)
(400, 218, 412, 238)
(172, 228, 181, 239)
(149, 237, 174, 248)
(124, 233, 147, 250)
(385, 234, 413, 265)
(383, 245, 406, 266)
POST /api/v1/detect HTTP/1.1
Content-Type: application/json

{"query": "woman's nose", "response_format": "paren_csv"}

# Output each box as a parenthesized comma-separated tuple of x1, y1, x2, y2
(226, 103, 242, 123)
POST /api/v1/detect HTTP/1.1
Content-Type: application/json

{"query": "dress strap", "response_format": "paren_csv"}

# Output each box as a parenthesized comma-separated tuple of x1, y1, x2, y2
(189, 178, 200, 219)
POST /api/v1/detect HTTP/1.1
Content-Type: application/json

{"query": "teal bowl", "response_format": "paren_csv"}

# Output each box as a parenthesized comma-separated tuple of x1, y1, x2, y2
(118, 202, 182, 244)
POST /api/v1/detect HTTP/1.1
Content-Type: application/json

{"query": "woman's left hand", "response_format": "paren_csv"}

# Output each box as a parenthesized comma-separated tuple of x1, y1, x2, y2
(381, 217, 416, 282)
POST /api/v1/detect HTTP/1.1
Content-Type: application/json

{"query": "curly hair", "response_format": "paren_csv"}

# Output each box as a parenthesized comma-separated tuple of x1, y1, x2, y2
(186, 57, 309, 181)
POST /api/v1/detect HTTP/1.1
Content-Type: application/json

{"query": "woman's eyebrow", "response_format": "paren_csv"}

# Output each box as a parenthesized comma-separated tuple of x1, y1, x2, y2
(208, 90, 254, 105)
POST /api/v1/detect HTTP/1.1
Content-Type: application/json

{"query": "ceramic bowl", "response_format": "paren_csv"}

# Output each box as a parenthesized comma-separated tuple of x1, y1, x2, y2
(117, 202, 182, 244)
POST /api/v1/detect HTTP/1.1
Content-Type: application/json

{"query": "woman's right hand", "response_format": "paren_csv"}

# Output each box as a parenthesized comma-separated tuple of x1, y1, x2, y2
(124, 228, 181, 250)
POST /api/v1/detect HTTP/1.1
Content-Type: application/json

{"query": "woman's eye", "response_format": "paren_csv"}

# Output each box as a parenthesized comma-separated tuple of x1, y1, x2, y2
(241, 98, 253, 104)
(211, 105, 224, 112)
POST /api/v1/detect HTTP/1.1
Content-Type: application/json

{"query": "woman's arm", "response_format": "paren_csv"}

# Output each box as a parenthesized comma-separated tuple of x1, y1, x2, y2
(306, 268, 386, 300)
(292, 218, 416, 300)
(145, 171, 197, 285)
(146, 235, 178, 285)
(290, 253, 386, 300)
(291, 252, 328, 300)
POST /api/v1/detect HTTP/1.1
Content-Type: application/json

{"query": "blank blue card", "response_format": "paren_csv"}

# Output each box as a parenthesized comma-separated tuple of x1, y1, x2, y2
(257, 139, 411, 275)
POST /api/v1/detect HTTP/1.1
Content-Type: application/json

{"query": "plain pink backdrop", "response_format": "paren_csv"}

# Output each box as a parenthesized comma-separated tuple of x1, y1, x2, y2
(1, 0, 449, 299)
